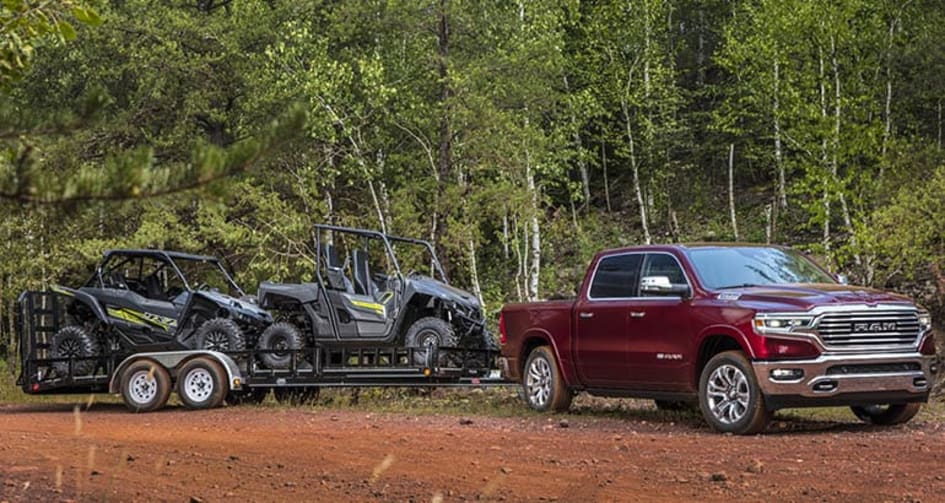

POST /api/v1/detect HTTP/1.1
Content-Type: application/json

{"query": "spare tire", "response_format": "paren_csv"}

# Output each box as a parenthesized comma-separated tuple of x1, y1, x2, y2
(50, 325, 99, 376)
(257, 322, 304, 369)
(194, 318, 246, 353)
(404, 317, 460, 367)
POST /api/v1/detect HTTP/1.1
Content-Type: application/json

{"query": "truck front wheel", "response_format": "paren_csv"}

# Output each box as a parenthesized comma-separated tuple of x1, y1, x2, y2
(699, 351, 769, 435)
(522, 346, 572, 413)
(176, 357, 228, 410)
(851, 403, 921, 425)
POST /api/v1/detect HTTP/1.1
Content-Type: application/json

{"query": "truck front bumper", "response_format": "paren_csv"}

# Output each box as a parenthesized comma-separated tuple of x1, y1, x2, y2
(752, 353, 938, 409)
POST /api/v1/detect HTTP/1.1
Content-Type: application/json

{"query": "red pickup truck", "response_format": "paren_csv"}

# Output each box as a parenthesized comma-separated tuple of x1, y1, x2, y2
(498, 244, 938, 434)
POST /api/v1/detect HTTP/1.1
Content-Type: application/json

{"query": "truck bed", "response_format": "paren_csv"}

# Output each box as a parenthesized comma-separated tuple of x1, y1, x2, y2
(500, 299, 577, 383)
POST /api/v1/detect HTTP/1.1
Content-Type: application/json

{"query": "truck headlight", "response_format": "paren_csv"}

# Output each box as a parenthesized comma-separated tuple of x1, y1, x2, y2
(918, 311, 932, 332)
(753, 315, 814, 334)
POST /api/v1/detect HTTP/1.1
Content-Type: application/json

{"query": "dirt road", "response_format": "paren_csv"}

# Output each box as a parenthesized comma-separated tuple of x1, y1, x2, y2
(1, 401, 944, 502)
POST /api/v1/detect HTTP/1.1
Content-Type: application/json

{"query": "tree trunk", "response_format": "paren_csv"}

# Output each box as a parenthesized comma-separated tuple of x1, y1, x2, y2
(728, 143, 738, 241)
(831, 35, 861, 267)
(435, 0, 453, 276)
(773, 60, 787, 209)
(563, 74, 590, 210)
(622, 92, 651, 244)
(819, 48, 831, 255)
(526, 162, 541, 302)
(601, 143, 612, 213)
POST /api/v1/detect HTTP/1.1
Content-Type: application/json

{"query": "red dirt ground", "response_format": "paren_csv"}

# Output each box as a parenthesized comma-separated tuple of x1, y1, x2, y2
(1, 402, 944, 502)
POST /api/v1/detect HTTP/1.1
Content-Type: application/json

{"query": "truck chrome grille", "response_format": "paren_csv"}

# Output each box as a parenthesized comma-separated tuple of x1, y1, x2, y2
(814, 311, 920, 349)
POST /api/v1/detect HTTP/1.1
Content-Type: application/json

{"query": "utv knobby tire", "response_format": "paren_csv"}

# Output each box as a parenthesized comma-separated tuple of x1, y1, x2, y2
(698, 351, 770, 435)
(851, 403, 921, 426)
(194, 318, 246, 353)
(119, 360, 171, 413)
(273, 387, 320, 406)
(50, 325, 99, 376)
(176, 357, 228, 410)
(404, 317, 460, 367)
(522, 346, 572, 413)
(257, 322, 304, 369)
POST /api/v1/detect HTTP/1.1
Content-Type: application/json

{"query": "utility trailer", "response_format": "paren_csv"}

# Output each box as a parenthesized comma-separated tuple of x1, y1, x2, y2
(15, 290, 507, 412)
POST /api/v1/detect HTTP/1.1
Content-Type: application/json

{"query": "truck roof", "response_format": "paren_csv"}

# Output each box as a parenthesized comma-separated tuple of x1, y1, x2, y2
(596, 242, 786, 255)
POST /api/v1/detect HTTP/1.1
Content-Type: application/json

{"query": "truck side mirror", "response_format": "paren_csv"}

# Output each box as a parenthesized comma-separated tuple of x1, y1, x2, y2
(640, 276, 690, 297)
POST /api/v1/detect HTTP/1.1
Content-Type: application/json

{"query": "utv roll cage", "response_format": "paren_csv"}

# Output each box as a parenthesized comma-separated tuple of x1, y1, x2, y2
(87, 249, 245, 297)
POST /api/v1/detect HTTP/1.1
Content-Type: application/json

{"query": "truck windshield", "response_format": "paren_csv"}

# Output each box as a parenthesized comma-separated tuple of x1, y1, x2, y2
(687, 247, 835, 290)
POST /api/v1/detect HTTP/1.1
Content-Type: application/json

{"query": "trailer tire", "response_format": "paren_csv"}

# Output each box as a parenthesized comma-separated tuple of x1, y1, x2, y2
(522, 346, 572, 413)
(273, 387, 320, 406)
(405, 317, 460, 366)
(851, 403, 921, 425)
(119, 360, 171, 413)
(257, 322, 304, 369)
(176, 357, 228, 410)
(194, 318, 246, 353)
(50, 325, 100, 376)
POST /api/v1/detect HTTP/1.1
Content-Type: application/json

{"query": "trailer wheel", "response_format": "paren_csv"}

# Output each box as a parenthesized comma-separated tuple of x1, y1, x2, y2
(119, 360, 171, 413)
(851, 403, 921, 425)
(50, 325, 100, 376)
(273, 387, 320, 406)
(405, 317, 460, 366)
(194, 318, 246, 353)
(522, 346, 572, 413)
(257, 322, 304, 369)
(176, 357, 228, 410)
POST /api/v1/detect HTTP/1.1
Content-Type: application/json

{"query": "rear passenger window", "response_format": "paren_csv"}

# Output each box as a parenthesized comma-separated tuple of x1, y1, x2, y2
(589, 254, 643, 299)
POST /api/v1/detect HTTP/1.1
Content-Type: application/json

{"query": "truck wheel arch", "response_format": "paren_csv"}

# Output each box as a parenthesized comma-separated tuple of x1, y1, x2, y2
(519, 330, 564, 378)
(694, 328, 755, 389)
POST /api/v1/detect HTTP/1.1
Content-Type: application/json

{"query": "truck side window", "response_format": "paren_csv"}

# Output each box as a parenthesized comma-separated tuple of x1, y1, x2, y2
(589, 254, 643, 299)
(641, 254, 687, 296)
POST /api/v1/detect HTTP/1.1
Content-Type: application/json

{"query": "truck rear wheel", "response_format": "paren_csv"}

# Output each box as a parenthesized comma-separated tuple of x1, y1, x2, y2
(120, 360, 171, 413)
(698, 350, 769, 435)
(522, 346, 572, 413)
(176, 357, 228, 410)
(257, 322, 304, 369)
(851, 403, 921, 425)
(50, 325, 99, 376)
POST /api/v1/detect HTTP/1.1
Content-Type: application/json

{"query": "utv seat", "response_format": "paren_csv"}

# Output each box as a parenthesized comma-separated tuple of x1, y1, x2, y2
(352, 249, 377, 297)
(323, 243, 354, 293)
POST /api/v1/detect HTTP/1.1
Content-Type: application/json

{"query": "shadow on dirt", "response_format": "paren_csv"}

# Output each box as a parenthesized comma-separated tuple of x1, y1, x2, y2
(0, 402, 186, 415)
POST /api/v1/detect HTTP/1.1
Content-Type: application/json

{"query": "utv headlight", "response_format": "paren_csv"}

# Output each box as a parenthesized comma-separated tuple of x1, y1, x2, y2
(753, 314, 815, 334)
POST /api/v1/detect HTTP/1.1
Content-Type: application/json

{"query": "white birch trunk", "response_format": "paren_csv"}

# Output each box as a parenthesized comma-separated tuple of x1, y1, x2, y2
(601, 143, 612, 213)
(773, 60, 787, 209)
(728, 143, 739, 241)
(526, 162, 541, 302)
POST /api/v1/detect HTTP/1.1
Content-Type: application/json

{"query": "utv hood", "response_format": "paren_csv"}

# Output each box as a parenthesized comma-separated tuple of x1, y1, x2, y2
(195, 290, 273, 323)
(720, 283, 916, 312)
(409, 276, 482, 312)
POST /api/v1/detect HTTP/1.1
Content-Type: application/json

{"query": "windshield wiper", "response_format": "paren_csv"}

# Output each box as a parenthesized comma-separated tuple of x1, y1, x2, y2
(714, 283, 762, 290)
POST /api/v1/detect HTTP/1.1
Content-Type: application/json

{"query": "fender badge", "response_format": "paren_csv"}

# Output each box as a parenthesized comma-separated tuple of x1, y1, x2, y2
(717, 293, 741, 301)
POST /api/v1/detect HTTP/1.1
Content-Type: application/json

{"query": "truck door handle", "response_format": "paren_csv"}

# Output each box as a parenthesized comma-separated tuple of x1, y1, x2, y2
(579, 312, 594, 319)
(629, 311, 646, 318)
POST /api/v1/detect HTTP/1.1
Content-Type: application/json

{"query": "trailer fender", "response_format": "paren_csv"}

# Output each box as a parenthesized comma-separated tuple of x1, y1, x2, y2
(109, 350, 244, 394)
(50, 285, 110, 325)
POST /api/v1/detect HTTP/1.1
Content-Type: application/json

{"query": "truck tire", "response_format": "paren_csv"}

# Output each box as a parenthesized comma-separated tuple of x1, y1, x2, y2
(522, 346, 572, 413)
(176, 357, 228, 410)
(257, 322, 304, 369)
(194, 318, 246, 353)
(405, 317, 460, 366)
(698, 351, 770, 435)
(851, 403, 921, 425)
(119, 360, 171, 413)
(273, 387, 320, 405)
(50, 325, 100, 376)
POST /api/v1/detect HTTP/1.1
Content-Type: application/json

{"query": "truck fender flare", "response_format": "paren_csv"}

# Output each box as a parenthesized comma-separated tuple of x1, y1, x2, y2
(50, 285, 110, 325)
(518, 328, 575, 385)
(108, 350, 243, 394)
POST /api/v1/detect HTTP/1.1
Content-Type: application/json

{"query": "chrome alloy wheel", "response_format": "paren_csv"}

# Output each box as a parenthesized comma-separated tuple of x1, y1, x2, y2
(526, 356, 552, 408)
(706, 364, 751, 424)
(183, 368, 214, 403)
(128, 370, 158, 405)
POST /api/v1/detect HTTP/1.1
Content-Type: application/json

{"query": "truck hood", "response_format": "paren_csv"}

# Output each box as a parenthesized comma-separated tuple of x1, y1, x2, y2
(718, 283, 915, 312)
(408, 275, 482, 311)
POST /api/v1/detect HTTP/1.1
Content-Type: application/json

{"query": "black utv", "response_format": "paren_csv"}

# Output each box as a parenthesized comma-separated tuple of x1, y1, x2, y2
(256, 225, 496, 370)
(47, 249, 271, 375)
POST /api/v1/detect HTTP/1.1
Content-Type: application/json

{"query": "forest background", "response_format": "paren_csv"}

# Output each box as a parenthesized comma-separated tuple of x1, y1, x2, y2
(3, 0, 945, 357)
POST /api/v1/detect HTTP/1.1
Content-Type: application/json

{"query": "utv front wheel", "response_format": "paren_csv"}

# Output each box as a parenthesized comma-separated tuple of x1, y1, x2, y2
(522, 346, 572, 413)
(699, 351, 770, 435)
(851, 403, 921, 425)
(404, 317, 460, 366)
(194, 318, 246, 353)
(50, 325, 100, 376)
(257, 322, 304, 369)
